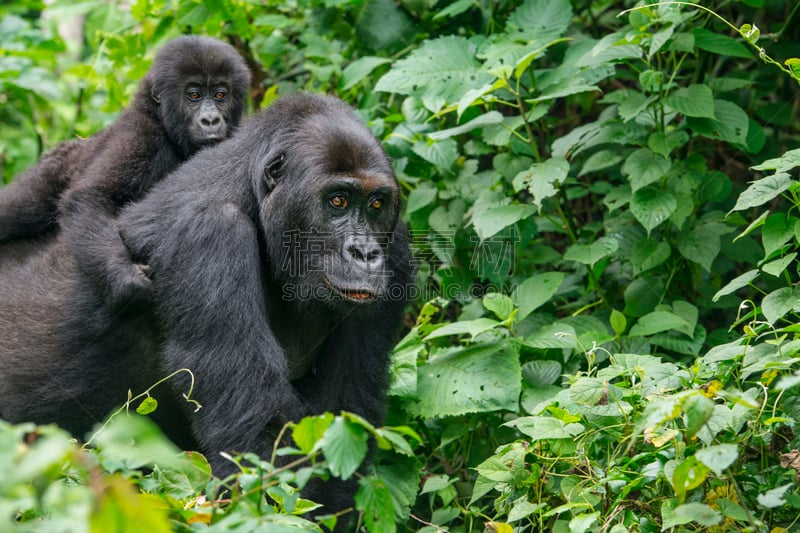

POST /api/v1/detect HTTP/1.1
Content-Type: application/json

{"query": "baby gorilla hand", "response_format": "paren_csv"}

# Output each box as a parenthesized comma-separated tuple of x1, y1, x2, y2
(105, 262, 153, 312)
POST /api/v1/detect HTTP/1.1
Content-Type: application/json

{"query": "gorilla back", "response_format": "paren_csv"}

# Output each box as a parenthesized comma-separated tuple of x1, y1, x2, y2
(0, 93, 412, 510)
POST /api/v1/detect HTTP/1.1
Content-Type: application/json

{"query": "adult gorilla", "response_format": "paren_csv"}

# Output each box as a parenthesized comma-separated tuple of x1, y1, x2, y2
(0, 93, 412, 515)
(0, 36, 250, 310)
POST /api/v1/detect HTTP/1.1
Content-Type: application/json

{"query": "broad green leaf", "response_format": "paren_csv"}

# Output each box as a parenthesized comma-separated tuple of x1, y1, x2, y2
(521, 360, 562, 387)
(677, 224, 728, 271)
(523, 323, 577, 349)
(712, 269, 758, 302)
(512, 272, 565, 320)
(762, 213, 795, 257)
(569, 512, 600, 533)
(762, 287, 800, 325)
(671, 456, 710, 502)
(632, 238, 671, 275)
(341, 56, 392, 91)
(433, 0, 473, 19)
(688, 99, 749, 147)
(136, 396, 158, 415)
(630, 188, 677, 234)
(292, 413, 335, 454)
(471, 204, 536, 240)
(321, 417, 368, 480)
(648, 130, 689, 158)
(663, 84, 715, 119)
(507, 0, 573, 45)
(762, 253, 796, 277)
(563, 236, 618, 267)
(355, 476, 395, 533)
(375, 36, 493, 110)
(622, 148, 671, 191)
(429, 111, 504, 140)
(483, 292, 514, 321)
(412, 342, 521, 418)
(757, 484, 792, 509)
(730, 173, 793, 212)
(751, 148, 800, 173)
(412, 138, 458, 169)
(695, 444, 738, 475)
(684, 394, 714, 438)
(579, 149, 624, 176)
(425, 317, 500, 340)
(629, 311, 690, 338)
(570, 377, 605, 404)
(693, 28, 752, 58)
(405, 184, 437, 214)
(512, 157, 570, 210)
(664, 503, 722, 529)
(505, 416, 584, 442)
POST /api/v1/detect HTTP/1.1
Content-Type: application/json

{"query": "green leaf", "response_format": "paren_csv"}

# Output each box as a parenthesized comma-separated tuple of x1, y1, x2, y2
(292, 413, 334, 454)
(579, 149, 624, 176)
(483, 292, 514, 321)
(695, 444, 738, 476)
(563, 236, 618, 267)
(512, 272, 565, 320)
(663, 84, 716, 119)
(677, 224, 728, 271)
(622, 148, 671, 191)
(512, 157, 570, 210)
(629, 311, 690, 337)
(425, 317, 500, 340)
(505, 416, 584, 442)
(751, 148, 800, 173)
(429, 111, 504, 140)
(521, 360, 562, 387)
(757, 484, 792, 509)
(762, 287, 800, 325)
(693, 28, 752, 58)
(684, 394, 714, 439)
(712, 269, 759, 302)
(507, 0, 573, 45)
(569, 512, 600, 533)
(355, 476, 396, 533)
(631, 188, 677, 235)
(471, 204, 536, 240)
(610, 309, 627, 336)
(136, 396, 158, 415)
(671, 456, 710, 502)
(762, 213, 795, 257)
(648, 130, 689, 158)
(632, 238, 671, 275)
(524, 322, 577, 349)
(405, 184, 437, 214)
(688, 99, 749, 147)
(762, 253, 796, 277)
(570, 377, 605, 404)
(730, 173, 793, 212)
(412, 138, 458, 169)
(341, 56, 392, 91)
(375, 36, 494, 111)
(411, 342, 521, 418)
(321, 417, 369, 480)
(665, 502, 722, 528)
(433, 0, 474, 19)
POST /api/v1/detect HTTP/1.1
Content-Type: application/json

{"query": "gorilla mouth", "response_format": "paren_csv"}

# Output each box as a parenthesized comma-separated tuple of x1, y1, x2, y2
(323, 277, 378, 304)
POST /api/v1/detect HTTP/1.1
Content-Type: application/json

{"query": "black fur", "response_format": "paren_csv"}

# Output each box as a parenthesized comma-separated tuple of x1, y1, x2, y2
(0, 93, 412, 522)
(0, 36, 251, 310)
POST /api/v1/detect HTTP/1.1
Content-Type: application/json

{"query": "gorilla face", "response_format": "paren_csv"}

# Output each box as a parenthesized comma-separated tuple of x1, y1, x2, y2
(183, 81, 234, 145)
(256, 98, 401, 311)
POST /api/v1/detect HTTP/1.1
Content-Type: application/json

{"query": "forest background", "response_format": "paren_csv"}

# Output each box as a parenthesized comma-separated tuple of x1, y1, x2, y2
(2, 0, 800, 531)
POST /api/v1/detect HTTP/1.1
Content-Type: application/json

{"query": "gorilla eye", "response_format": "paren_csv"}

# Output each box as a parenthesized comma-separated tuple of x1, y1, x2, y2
(187, 90, 202, 101)
(330, 195, 348, 209)
(213, 90, 226, 101)
(370, 198, 384, 210)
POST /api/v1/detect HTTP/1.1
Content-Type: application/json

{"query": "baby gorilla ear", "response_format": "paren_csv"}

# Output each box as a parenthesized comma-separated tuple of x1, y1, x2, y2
(263, 153, 285, 193)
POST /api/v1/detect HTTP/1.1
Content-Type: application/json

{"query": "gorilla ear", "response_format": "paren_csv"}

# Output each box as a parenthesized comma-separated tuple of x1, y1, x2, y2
(263, 153, 285, 192)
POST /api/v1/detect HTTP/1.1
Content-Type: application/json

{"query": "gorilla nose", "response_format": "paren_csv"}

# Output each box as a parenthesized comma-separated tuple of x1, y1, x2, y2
(201, 114, 221, 127)
(343, 236, 384, 271)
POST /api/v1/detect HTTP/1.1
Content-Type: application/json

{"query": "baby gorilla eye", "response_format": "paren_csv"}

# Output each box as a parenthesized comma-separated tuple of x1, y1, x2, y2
(370, 198, 383, 210)
(213, 90, 226, 101)
(187, 90, 202, 101)
(330, 195, 348, 209)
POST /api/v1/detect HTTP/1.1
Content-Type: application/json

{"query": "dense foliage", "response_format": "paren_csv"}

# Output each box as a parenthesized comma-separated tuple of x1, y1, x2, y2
(2, 0, 800, 531)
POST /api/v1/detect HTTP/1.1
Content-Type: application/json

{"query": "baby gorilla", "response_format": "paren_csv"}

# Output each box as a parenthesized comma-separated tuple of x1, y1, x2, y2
(0, 35, 250, 310)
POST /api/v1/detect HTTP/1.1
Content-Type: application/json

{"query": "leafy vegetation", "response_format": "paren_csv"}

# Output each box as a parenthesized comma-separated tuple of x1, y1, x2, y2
(2, 0, 800, 531)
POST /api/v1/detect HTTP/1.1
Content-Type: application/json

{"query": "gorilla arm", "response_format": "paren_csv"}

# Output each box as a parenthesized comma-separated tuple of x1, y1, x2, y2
(120, 198, 307, 473)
